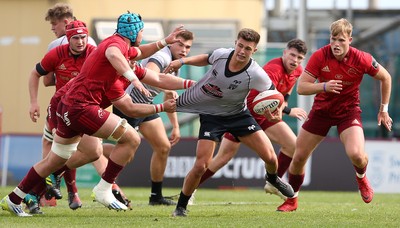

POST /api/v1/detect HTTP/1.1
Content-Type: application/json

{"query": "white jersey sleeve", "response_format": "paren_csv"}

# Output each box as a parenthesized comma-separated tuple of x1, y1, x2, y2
(177, 48, 272, 116)
(249, 63, 273, 92)
(130, 47, 175, 104)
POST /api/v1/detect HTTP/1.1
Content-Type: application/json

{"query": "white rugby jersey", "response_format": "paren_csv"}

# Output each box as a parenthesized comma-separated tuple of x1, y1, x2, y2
(47, 35, 97, 51)
(177, 48, 272, 116)
(127, 46, 178, 104)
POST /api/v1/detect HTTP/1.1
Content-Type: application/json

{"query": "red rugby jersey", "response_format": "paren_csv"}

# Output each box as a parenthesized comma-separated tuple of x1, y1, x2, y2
(39, 43, 96, 91)
(305, 45, 379, 117)
(62, 34, 143, 107)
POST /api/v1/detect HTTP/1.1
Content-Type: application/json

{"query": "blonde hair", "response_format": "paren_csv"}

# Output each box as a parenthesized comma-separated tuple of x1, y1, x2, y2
(330, 18, 353, 37)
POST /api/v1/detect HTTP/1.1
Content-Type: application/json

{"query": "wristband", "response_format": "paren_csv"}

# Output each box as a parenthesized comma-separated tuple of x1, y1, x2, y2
(323, 82, 326, 92)
(122, 70, 137, 82)
(284, 94, 290, 102)
(156, 41, 162, 50)
(154, 104, 164, 113)
(380, 103, 388, 112)
(160, 38, 167, 46)
(283, 106, 292, 115)
(183, 79, 195, 89)
(179, 58, 185, 66)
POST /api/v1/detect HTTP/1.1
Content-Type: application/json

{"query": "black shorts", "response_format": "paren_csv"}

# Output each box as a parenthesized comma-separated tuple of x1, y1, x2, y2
(198, 109, 261, 142)
(112, 106, 159, 129)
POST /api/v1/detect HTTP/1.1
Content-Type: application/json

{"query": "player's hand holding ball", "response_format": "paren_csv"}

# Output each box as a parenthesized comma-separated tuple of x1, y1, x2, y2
(252, 90, 284, 122)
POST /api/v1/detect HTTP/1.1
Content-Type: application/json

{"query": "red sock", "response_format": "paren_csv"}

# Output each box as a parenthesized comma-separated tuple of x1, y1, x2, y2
(277, 152, 292, 177)
(64, 168, 78, 193)
(102, 158, 124, 184)
(198, 169, 215, 187)
(53, 165, 67, 177)
(31, 180, 47, 197)
(288, 172, 305, 193)
(9, 167, 43, 204)
(354, 164, 367, 177)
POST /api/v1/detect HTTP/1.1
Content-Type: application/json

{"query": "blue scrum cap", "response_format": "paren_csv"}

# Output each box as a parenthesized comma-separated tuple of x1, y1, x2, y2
(116, 12, 144, 43)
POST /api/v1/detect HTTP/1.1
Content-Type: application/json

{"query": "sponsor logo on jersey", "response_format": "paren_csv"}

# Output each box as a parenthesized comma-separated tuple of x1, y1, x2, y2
(64, 112, 71, 126)
(201, 83, 223, 98)
(56, 111, 71, 126)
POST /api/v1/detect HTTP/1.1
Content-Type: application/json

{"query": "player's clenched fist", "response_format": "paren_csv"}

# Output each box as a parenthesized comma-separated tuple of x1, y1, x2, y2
(162, 99, 177, 113)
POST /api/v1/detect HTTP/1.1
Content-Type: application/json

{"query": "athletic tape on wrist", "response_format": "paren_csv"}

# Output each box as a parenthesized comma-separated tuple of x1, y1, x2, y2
(160, 38, 167, 46)
(156, 41, 162, 50)
(122, 70, 137, 82)
(380, 103, 388, 112)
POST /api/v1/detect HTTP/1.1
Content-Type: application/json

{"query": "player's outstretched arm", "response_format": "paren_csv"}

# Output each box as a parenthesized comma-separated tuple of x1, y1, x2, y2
(163, 54, 209, 74)
(141, 68, 195, 90)
(135, 25, 185, 60)
(112, 94, 176, 118)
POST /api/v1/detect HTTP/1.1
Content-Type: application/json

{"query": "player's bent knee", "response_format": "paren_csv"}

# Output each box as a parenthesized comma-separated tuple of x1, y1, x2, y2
(86, 149, 101, 162)
(51, 141, 79, 159)
(120, 128, 141, 148)
(107, 118, 129, 142)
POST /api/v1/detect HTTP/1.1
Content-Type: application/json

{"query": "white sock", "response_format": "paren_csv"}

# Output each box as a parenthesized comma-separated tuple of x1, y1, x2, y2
(96, 178, 112, 191)
(356, 172, 365, 179)
(13, 187, 27, 200)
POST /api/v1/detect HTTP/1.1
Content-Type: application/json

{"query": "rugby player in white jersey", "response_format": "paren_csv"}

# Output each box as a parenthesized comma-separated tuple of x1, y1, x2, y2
(166, 28, 295, 217)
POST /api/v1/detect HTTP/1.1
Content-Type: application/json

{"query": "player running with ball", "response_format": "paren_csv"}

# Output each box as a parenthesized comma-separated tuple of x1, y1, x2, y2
(165, 28, 295, 217)
(186, 39, 308, 204)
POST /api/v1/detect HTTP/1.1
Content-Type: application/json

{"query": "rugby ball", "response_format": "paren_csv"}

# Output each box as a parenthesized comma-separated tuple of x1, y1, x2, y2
(252, 90, 284, 115)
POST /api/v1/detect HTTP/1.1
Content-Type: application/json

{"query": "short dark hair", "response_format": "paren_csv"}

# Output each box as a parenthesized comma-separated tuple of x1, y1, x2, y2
(237, 28, 260, 45)
(286, 38, 307, 55)
(177, 30, 194, 41)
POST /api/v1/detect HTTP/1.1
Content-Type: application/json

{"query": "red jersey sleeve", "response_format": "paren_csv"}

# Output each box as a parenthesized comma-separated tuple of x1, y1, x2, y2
(134, 64, 147, 80)
(360, 52, 380, 76)
(128, 47, 139, 60)
(39, 45, 67, 73)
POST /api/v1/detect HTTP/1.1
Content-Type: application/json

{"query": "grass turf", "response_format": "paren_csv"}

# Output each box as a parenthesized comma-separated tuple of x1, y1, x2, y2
(1, 186, 399, 227)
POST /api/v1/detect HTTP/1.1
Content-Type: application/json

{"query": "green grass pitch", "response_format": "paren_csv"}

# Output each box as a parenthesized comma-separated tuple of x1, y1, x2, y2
(1, 186, 399, 227)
